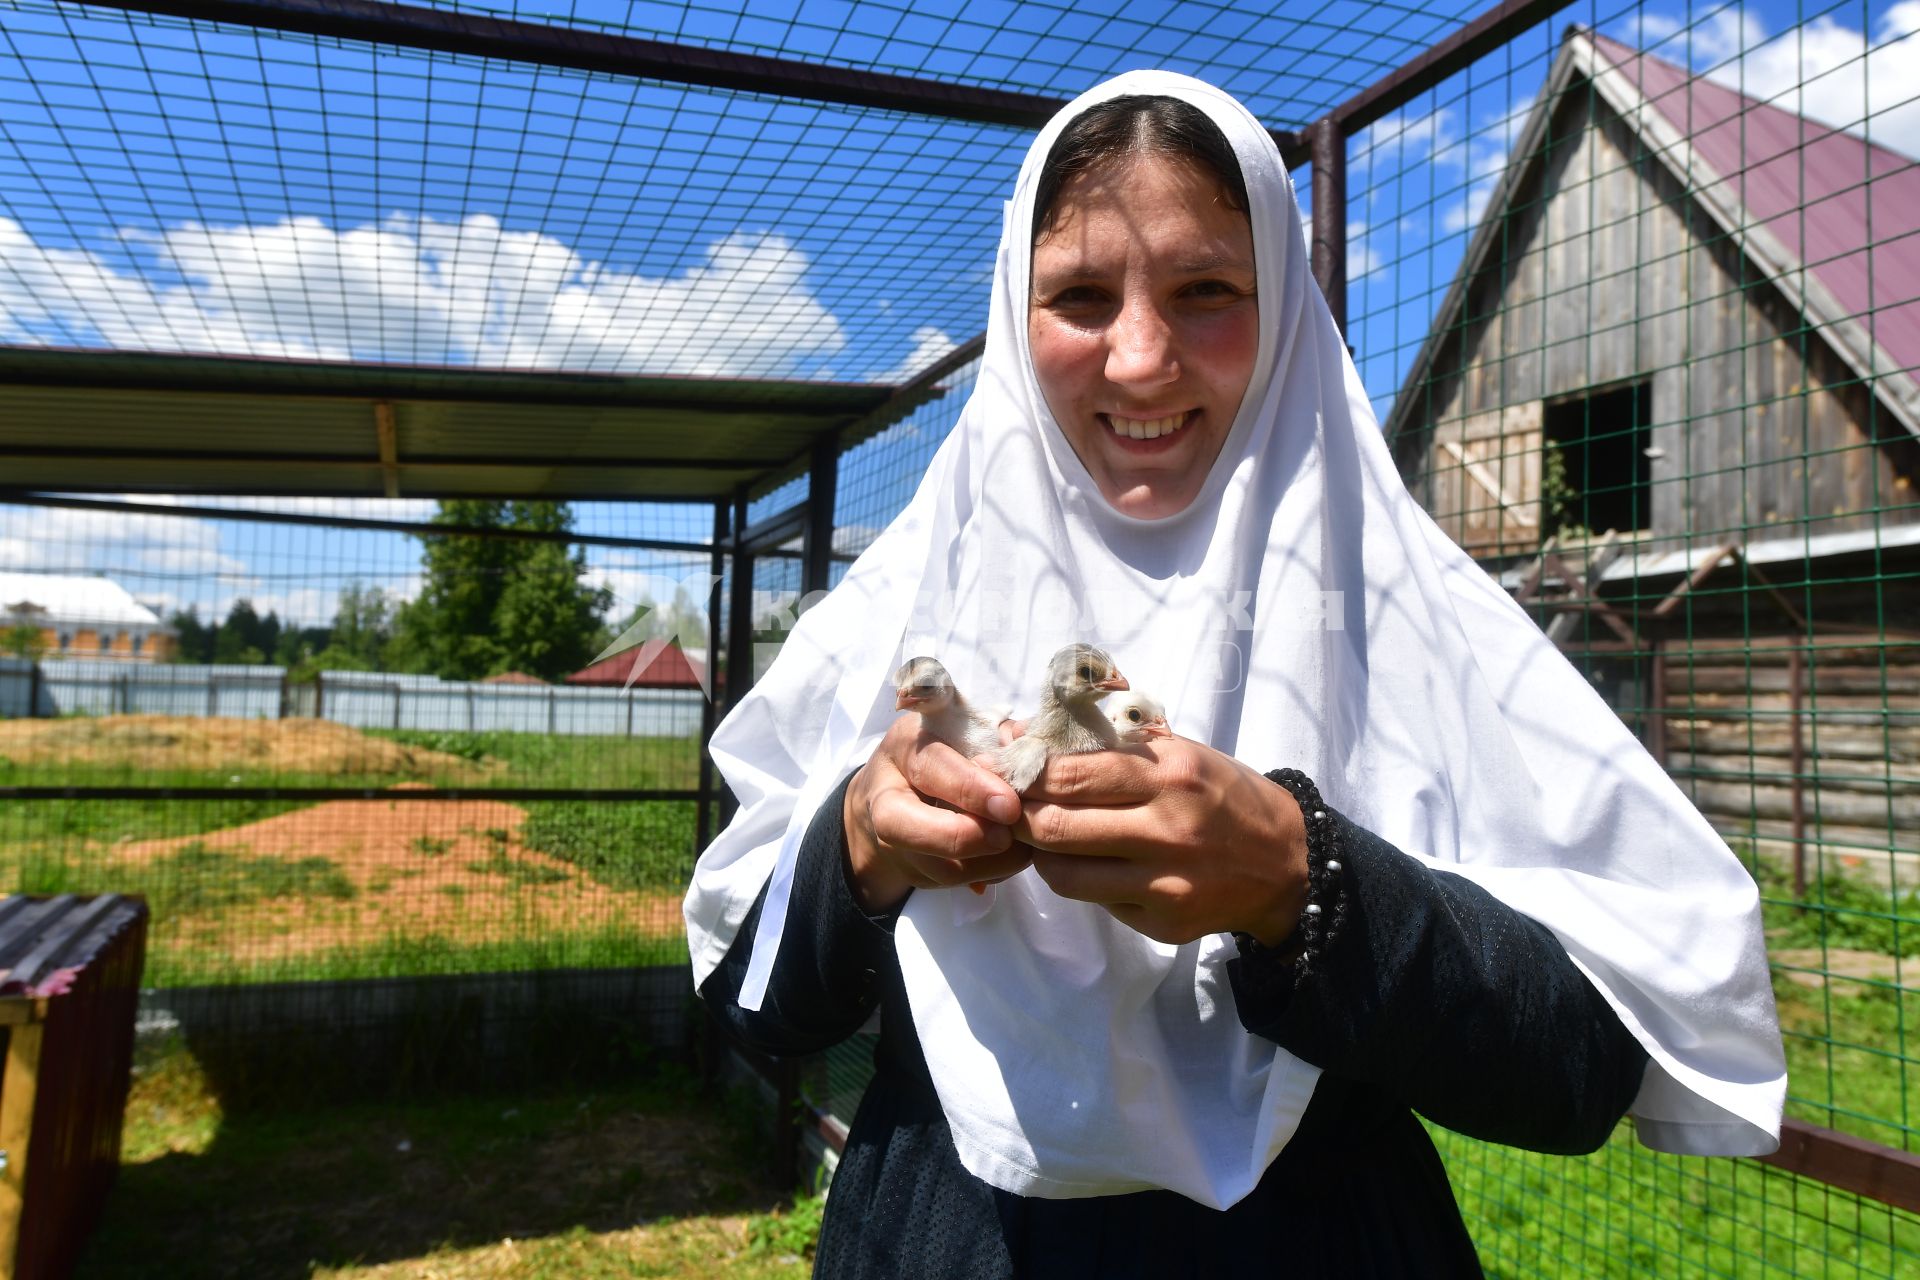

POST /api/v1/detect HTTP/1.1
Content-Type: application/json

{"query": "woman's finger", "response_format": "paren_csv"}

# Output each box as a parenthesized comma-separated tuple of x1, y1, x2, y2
(1021, 748, 1163, 804)
(872, 783, 1013, 862)
(1030, 849, 1146, 905)
(1017, 799, 1158, 857)
(913, 844, 1035, 888)
(907, 738, 1022, 824)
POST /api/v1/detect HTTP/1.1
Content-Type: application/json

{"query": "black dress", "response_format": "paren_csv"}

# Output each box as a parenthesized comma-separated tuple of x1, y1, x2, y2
(701, 773, 1650, 1278)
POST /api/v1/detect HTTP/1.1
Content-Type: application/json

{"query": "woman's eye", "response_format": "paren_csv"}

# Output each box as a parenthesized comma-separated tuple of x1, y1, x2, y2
(1048, 285, 1108, 308)
(1185, 279, 1243, 300)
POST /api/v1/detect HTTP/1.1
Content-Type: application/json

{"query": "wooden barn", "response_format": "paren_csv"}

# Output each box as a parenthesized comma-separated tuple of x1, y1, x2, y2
(1383, 28, 1920, 882)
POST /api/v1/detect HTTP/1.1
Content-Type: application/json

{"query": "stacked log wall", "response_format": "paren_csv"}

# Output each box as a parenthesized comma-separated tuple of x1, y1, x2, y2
(1657, 637, 1919, 884)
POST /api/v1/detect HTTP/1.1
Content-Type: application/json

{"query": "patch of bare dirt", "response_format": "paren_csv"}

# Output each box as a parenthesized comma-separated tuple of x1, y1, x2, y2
(113, 798, 683, 956)
(0, 714, 493, 779)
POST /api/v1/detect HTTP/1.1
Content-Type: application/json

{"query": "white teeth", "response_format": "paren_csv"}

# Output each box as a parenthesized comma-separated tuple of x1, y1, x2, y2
(1108, 413, 1188, 440)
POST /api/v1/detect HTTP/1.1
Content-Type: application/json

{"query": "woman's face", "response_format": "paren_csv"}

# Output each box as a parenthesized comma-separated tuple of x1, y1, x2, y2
(1028, 151, 1258, 520)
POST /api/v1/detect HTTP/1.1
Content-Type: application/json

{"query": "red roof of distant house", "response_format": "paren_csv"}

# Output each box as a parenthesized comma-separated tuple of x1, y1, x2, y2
(1590, 32, 1920, 427)
(482, 670, 546, 685)
(566, 642, 707, 689)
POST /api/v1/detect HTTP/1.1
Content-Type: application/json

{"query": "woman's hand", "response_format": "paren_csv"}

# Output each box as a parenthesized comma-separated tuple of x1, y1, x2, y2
(842, 715, 1031, 913)
(1015, 739, 1308, 946)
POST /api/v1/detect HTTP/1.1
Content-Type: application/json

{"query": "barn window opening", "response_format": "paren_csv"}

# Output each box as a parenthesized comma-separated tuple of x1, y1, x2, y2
(1543, 382, 1653, 539)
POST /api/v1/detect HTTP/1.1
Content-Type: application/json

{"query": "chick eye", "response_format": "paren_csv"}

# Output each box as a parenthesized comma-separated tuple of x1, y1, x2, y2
(1078, 665, 1093, 681)
(1127, 709, 1142, 723)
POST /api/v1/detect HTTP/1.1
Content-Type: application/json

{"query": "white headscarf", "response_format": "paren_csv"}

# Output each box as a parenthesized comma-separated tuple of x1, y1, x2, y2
(686, 69, 1784, 1209)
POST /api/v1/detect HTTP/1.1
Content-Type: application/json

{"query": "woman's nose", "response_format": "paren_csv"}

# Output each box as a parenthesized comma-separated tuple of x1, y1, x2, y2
(1104, 295, 1179, 388)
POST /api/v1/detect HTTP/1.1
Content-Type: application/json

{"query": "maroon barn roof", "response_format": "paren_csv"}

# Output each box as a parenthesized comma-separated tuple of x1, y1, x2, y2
(1588, 31, 1920, 431)
(566, 642, 706, 689)
(1385, 28, 1920, 446)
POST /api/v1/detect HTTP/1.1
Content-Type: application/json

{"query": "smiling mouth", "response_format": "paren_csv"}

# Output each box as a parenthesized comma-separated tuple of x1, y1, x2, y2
(1101, 410, 1193, 441)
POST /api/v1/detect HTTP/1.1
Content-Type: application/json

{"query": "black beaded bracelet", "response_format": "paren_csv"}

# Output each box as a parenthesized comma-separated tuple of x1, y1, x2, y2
(1233, 768, 1348, 988)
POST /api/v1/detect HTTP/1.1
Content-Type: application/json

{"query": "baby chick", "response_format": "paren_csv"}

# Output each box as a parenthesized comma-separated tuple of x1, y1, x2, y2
(894, 655, 1006, 897)
(892, 656, 1002, 761)
(1106, 690, 1172, 743)
(995, 644, 1130, 794)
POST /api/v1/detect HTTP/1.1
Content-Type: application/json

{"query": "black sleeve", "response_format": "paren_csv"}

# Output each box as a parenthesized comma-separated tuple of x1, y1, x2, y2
(1229, 807, 1650, 1156)
(697, 772, 904, 1058)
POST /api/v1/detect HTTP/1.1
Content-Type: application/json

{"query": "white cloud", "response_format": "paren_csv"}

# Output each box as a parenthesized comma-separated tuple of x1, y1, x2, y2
(1354, 107, 1460, 166)
(868, 325, 960, 385)
(1345, 221, 1384, 278)
(1636, 3, 1920, 157)
(1442, 183, 1497, 234)
(0, 504, 242, 581)
(0, 214, 848, 377)
(1293, 204, 1385, 276)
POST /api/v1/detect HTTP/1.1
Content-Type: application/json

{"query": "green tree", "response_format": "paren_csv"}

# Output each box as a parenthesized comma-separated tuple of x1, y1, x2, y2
(389, 501, 611, 682)
(328, 581, 393, 668)
(212, 599, 279, 665)
(1, 623, 46, 659)
(273, 625, 331, 668)
(611, 580, 701, 646)
(165, 607, 215, 664)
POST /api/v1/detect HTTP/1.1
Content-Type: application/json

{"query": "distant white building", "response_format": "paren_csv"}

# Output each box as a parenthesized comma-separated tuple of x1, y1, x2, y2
(0, 572, 173, 662)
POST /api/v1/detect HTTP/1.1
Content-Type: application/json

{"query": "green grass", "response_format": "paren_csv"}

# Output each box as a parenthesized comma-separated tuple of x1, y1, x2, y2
(370, 729, 700, 791)
(1437, 1122, 1920, 1278)
(6, 839, 355, 913)
(744, 1179, 827, 1266)
(82, 1041, 808, 1280)
(1764, 868, 1920, 958)
(0, 795, 310, 846)
(140, 926, 687, 987)
(466, 849, 573, 886)
(518, 801, 698, 893)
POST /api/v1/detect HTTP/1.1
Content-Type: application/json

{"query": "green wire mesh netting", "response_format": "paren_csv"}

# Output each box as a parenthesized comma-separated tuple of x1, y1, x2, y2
(3, 0, 1920, 1272)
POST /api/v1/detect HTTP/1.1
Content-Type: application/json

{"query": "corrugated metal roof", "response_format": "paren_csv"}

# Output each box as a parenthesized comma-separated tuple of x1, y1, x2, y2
(0, 572, 163, 627)
(0, 346, 904, 500)
(1589, 32, 1920, 419)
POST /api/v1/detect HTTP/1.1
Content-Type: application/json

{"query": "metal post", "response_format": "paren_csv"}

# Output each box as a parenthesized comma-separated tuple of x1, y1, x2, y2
(1308, 116, 1348, 338)
(802, 434, 839, 598)
(313, 669, 324, 720)
(1647, 637, 1666, 765)
(722, 489, 755, 829)
(696, 500, 726, 855)
(26, 662, 40, 719)
(774, 1056, 802, 1190)
(1789, 643, 1807, 900)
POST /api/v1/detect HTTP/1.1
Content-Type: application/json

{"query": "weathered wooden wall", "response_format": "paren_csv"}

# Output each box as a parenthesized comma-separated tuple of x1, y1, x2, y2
(1654, 637, 1920, 884)
(1404, 80, 1920, 557)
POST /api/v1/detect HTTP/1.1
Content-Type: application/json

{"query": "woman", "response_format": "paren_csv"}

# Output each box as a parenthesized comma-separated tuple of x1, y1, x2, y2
(687, 71, 1784, 1277)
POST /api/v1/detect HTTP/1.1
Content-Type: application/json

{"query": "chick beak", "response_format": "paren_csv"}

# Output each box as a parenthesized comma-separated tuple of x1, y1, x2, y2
(1143, 719, 1172, 738)
(1094, 669, 1130, 692)
(895, 691, 922, 710)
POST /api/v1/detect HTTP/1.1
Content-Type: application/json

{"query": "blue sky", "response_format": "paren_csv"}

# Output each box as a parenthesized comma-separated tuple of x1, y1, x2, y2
(1, 0, 1913, 631)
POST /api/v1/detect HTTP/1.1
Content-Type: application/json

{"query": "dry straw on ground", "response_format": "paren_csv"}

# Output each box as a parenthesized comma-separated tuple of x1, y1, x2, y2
(0, 714, 495, 778)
